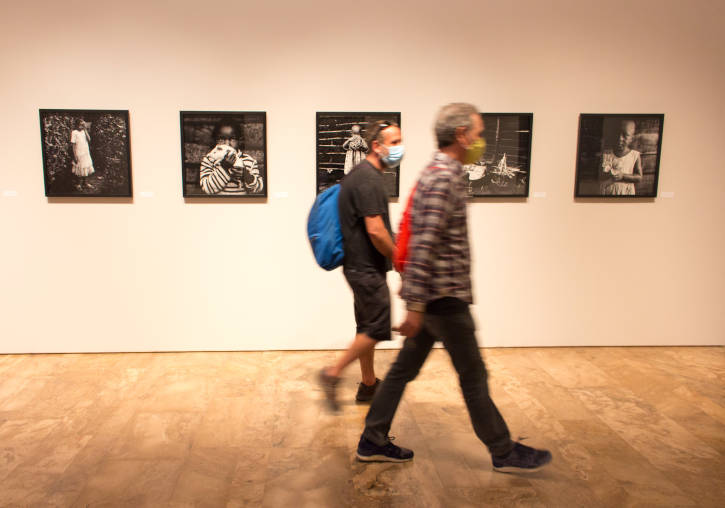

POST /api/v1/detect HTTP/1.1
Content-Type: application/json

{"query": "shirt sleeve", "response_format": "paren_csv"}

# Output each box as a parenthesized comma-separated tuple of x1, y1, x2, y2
(401, 173, 455, 312)
(354, 176, 387, 218)
(199, 147, 231, 195)
(70, 130, 78, 143)
(239, 154, 263, 193)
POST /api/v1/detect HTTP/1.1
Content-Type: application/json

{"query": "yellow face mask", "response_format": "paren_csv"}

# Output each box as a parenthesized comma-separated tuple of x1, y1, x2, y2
(463, 138, 486, 164)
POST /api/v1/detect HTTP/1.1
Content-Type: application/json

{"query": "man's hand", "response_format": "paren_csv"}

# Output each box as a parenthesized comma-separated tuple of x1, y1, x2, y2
(394, 310, 424, 338)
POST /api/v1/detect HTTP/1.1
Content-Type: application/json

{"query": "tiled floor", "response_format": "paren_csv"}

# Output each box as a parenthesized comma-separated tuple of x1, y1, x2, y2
(0, 347, 723, 507)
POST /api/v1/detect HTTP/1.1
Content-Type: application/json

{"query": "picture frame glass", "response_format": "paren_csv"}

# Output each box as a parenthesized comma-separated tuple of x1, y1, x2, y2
(465, 113, 533, 197)
(181, 111, 267, 198)
(575, 114, 664, 198)
(316, 112, 401, 197)
(40, 109, 133, 197)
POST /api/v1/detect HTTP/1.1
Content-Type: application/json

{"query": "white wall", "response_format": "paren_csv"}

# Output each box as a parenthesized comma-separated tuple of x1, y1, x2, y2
(1, 0, 723, 353)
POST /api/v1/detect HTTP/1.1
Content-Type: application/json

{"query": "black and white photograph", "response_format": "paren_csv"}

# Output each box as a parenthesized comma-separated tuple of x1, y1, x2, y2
(39, 109, 133, 197)
(181, 111, 267, 198)
(464, 113, 533, 197)
(316, 112, 401, 196)
(575, 114, 664, 198)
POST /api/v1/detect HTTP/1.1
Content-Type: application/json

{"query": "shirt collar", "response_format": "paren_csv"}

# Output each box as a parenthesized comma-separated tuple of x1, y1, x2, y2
(433, 150, 463, 172)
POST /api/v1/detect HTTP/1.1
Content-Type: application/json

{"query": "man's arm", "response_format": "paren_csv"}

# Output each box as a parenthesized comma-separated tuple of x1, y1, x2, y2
(364, 215, 395, 259)
(397, 173, 455, 338)
(401, 173, 455, 313)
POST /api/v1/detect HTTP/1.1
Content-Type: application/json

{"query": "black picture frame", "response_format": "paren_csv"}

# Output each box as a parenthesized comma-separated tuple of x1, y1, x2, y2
(465, 113, 533, 198)
(39, 109, 133, 197)
(575, 114, 664, 198)
(316, 111, 401, 197)
(180, 111, 267, 198)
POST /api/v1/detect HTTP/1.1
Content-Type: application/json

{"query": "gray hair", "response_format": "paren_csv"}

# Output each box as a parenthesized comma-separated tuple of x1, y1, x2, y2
(434, 103, 478, 148)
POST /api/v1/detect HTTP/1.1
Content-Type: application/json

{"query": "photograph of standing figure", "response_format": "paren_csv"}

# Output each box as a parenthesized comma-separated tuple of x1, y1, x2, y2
(575, 114, 664, 198)
(181, 111, 267, 198)
(316, 112, 401, 196)
(599, 120, 642, 196)
(70, 119, 94, 189)
(342, 124, 368, 174)
(40, 109, 132, 197)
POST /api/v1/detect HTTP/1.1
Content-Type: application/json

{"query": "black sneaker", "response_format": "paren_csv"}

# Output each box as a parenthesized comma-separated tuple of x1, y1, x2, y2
(318, 368, 340, 412)
(355, 378, 381, 402)
(492, 441, 552, 473)
(356, 435, 414, 462)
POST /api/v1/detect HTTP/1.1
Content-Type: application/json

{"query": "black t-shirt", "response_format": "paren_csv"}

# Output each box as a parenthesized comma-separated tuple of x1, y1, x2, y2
(338, 160, 392, 273)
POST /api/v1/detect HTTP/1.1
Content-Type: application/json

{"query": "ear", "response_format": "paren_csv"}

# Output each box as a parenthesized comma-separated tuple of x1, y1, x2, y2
(454, 126, 468, 146)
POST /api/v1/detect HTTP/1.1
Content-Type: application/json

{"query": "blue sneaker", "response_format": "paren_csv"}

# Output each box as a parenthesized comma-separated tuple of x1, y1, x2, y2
(356, 435, 414, 462)
(492, 441, 552, 473)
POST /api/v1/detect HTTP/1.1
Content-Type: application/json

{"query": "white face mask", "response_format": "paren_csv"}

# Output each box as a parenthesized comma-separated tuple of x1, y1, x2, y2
(380, 144, 405, 168)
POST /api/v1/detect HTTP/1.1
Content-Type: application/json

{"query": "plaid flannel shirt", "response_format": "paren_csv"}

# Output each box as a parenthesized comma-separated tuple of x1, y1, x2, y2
(401, 151, 473, 312)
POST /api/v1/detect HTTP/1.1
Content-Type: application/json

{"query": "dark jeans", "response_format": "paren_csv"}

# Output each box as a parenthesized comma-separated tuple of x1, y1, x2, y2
(362, 308, 514, 457)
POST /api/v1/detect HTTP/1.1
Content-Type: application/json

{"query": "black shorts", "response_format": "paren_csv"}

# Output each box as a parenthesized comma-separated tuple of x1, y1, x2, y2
(343, 268, 391, 341)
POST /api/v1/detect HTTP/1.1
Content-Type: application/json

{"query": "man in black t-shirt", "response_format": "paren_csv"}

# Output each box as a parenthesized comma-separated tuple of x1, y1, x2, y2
(319, 121, 404, 412)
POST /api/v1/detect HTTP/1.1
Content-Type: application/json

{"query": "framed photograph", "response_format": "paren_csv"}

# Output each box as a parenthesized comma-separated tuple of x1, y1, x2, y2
(181, 111, 267, 198)
(464, 113, 533, 197)
(575, 114, 664, 198)
(316, 112, 401, 197)
(39, 109, 132, 197)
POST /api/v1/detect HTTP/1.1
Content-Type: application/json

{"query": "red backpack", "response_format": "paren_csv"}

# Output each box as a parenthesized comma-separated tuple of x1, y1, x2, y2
(394, 183, 417, 273)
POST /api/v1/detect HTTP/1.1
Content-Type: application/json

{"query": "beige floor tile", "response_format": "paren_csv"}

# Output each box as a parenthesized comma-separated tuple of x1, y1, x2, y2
(109, 411, 203, 460)
(226, 447, 270, 507)
(170, 446, 239, 507)
(0, 347, 721, 507)
(73, 458, 184, 506)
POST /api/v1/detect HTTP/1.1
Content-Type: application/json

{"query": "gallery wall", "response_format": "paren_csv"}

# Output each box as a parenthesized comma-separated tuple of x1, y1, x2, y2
(1, 0, 723, 353)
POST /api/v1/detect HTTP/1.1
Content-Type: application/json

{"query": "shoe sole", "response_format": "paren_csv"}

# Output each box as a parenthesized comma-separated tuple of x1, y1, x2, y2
(356, 453, 413, 463)
(493, 461, 551, 474)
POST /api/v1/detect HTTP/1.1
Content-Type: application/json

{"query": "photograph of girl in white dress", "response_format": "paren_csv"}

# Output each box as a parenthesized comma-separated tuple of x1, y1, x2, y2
(575, 114, 664, 198)
(70, 119, 94, 190)
(599, 120, 642, 196)
(40, 109, 132, 197)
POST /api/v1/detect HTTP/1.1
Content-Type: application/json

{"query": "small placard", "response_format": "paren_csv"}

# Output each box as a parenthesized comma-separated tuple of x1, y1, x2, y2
(273, 191, 289, 199)
(2, 190, 18, 198)
(660, 191, 675, 198)
(533, 191, 547, 198)
(139, 191, 154, 198)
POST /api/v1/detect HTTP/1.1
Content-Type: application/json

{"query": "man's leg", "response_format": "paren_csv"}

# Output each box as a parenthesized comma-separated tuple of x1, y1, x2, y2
(357, 343, 376, 387)
(437, 310, 553, 471)
(361, 324, 436, 446)
(432, 310, 513, 457)
(326, 333, 377, 382)
(320, 269, 389, 411)
(319, 333, 377, 411)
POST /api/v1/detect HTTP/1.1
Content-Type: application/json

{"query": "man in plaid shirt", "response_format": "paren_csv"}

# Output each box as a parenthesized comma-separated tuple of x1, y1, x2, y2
(356, 103, 552, 473)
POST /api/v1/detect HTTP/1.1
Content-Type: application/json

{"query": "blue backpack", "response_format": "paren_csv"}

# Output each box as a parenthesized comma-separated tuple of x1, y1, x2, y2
(307, 184, 344, 270)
